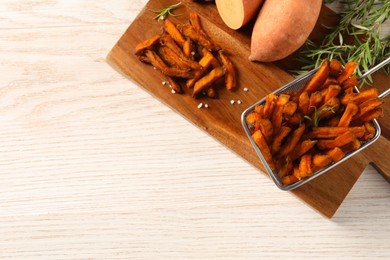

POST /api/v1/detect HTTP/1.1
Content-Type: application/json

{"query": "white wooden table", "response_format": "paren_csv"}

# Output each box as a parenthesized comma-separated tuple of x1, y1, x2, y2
(1, 1, 389, 259)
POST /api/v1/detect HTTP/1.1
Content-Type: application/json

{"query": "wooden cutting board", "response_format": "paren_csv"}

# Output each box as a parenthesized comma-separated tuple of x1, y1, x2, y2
(106, 0, 390, 218)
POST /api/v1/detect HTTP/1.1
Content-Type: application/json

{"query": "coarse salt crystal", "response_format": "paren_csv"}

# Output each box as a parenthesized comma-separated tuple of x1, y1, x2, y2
(171, 89, 176, 94)
(205, 104, 209, 108)
(243, 87, 248, 92)
(237, 100, 242, 105)
(162, 81, 167, 85)
(230, 100, 235, 105)
(197, 103, 203, 109)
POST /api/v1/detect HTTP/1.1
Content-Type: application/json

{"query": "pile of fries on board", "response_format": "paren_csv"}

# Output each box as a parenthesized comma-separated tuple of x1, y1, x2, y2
(245, 59, 384, 186)
(135, 13, 236, 98)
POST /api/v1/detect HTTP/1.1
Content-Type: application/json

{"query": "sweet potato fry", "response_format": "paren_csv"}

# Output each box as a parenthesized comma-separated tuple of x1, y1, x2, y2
(193, 67, 224, 97)
(283, 101, 298, 120)
(341, 138, 361, 153)
(271, 126, 291, 155)
(281, 174, 299, 185)
(177, 23, 218, 51)
(257, 119, 274, 144)
(163, 19, 186, 47)
(316, 130, 356, 150)
(301, 59, 330, 95)
(327, 147, 345, 162)
(144, 50, 193, 78)
(135, 34, 161, 55)
(186, 50, 216, 88)
(286, 112, 303, 128)
(323, 84, 341, 104)
(341, 87, 378, 105)
(160, 34, 201, 70)
(263, 94, 278, 119)
(295, 154, 312, 180)
(316, 97, 340, 121)
(352, 107, 383, 125)
(278, 156, 293, 178)
(252, 130, 276, 170)
(362, 121, 376, 141)
(277, 124, 305, 158)
(304, 126, 365, 139)
(166, 76, 182, 94)
(271, 94, 290, 134)
(329, 59, 342, 77)
(218, 50, 236, 90)
(341, 74, 358, 89)
(298, 91, 310, 115)
(337, 61, 358, 84)
(307, 91, 322, 115)
(157, 45, 191, 71)
(337, 102, 359, 127)
(352, 98, 383, 120)
(290, 139, 318, 161)
(189, 13, 220, 51)
(183, 38, 195, 58)
(312, 154, 332, 172)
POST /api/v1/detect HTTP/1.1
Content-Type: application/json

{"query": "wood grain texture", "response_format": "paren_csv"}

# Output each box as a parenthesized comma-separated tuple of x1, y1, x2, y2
(1, 0, 389, 259)
(107, 0, 390, 218)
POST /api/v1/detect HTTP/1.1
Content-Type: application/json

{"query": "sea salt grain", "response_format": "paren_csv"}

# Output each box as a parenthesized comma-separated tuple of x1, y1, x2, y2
(197, 103, 203, 109)
(237, 100, 242, 105)
(230, 100, 235, 105)
(243, 87, 249, 92)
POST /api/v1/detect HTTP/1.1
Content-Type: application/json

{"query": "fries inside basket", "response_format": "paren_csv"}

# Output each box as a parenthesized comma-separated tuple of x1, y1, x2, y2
(241, 59, 383, 191)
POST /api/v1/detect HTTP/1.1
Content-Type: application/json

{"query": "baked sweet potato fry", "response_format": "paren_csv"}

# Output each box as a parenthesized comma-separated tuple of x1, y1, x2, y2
(295, 154, 312, 180)
(277, 124, 305, 158)
(317, 130, 357, 150)
(338, 102, 359, 127)
(298, 91, 310, 115)
(144, 50, 193, 78)
(135, 34, 161, 55)
(289, 139, 318, 161)
(193, 67, 224, 97)
(257, 119, 274, 144)
(337, 61, 358, 84)
(341, 87, 378, 105)
(252, 130, 276, 170)
(163, 19, 186, 47)
(329, 59, 342, 77)
(301, 59, 330, 95)
(263, 94, 278, 119)
(327, 147, 345, 162)
(304, 126, 365, 139)
(312, 154, 332, 172)
(218, 50, 236, 90)
(271, 126, 291, 155)
(271, 94, 290, 134)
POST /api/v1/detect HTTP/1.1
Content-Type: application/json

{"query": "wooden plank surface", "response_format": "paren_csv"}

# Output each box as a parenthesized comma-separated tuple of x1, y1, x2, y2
(107, 0, 390, 218)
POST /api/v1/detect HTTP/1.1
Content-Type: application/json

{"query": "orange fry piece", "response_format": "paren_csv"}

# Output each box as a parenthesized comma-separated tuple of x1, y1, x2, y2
(352, 107, 383, 125)
(329, 59, 342, 77)
(341, 87, 378, 105)
(327, 147, 345, 162)
(157, 45, 191, 70)
(252, 130, 276, 170)
(257, 119, 274, 144)
(304, 126, 365, 139)
(193, 67, 224, 97)
(271, 94, 290, 134)
(323, 84, 341, 104)
(312, 154, 332, 172)
(362, 121, 376, 141)
(352, 98, 383, 120)
(163, 19, 185, 47)
(160, 34, 201, 70)
(307, 91, 323, 115)
(186, 50, 216, 88)
(144, 50, 193, 78)
(316, 130, 357, 150)
(278, 156, 293, 178)
(298, 91, 310, 115)
(218, 50, 236, 90)
(341, 138, 361, 153)
(342, 74, 358, 89)
(177, 23, 218, 51)
(337, 61, 358, 84)
(301, 59, 330, 95)
(278, 124, 306, 158)
(183, 38, 195, 58)
(263, 94, 278, 119)
(166, 76, 183, 94)
(290, 139, 318, 161)
(281, 174, 299, 185)
(135, 34, 161, 55)
(271, 126, 291, 155)
(295, 154, 312, 180)
(338, 102, 359, 127)
(283, 101, 298, 120)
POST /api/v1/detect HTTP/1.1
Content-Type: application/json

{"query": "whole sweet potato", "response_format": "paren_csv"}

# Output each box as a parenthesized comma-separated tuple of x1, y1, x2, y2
(249, 0, 322, 62)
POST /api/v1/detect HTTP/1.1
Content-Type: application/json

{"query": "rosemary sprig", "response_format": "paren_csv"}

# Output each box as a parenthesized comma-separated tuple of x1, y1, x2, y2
(295, 0, 390, 84)
(151, 1, 182, 21)
(304, 105, 336, 127)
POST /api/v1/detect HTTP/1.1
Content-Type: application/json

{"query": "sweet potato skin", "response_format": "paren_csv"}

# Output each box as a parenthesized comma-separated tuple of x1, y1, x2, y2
(249, 0, 322, 62)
